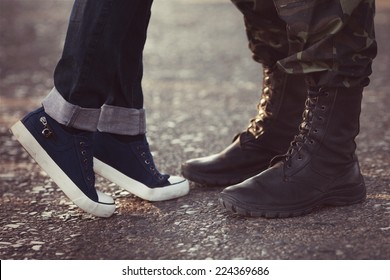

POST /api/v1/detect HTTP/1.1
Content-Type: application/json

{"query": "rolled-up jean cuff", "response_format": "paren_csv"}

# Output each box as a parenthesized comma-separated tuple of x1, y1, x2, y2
(97, 104, 146, 135)
(42, 88, 101, 132)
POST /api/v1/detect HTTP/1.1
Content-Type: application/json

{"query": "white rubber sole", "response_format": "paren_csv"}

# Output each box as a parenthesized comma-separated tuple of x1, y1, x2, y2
(93, 158, 190, 201)
(10, 121, 116, 218)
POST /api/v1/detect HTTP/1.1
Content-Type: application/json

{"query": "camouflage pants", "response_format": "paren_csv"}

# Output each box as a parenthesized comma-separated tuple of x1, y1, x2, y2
(231, 0, 377, 88)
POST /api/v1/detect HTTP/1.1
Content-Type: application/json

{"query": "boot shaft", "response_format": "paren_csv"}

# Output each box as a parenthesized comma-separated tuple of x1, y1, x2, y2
(312, 87, 363, 170)
(244, 67, 307, 153)
(281, 87, 363, 176)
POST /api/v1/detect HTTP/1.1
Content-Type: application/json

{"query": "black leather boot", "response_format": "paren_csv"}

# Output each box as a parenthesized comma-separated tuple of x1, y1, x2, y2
(181, 67, 306, 186)
(220, 87, 366, 218)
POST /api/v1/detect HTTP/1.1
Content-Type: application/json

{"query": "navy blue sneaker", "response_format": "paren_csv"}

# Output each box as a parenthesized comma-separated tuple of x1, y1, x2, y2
(10, 107, 116, 217)
(93, 132, 189, 201)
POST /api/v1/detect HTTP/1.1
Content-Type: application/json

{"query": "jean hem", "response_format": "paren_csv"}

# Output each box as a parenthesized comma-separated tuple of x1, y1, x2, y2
(97, 104, 146, 135)
(42, 88, 101, 132)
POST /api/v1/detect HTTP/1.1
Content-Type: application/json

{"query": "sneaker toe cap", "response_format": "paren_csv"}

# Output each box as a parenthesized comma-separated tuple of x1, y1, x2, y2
(96, 190, 115, 205)
(168, 175, 188, 186)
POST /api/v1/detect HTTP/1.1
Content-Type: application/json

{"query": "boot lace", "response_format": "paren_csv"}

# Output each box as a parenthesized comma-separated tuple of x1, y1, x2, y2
(271, 88, 328, 168)
(247, 69, 274, 139)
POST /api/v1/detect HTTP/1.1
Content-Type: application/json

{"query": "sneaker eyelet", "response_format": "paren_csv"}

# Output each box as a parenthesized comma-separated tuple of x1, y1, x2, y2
(42, 128, 53, 138)
(145, 159, 150, 164)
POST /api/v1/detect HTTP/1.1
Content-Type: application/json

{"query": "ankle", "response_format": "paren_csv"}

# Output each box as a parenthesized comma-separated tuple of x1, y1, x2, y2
(109, 133, 146, 143)
(61, 124, 88, 135)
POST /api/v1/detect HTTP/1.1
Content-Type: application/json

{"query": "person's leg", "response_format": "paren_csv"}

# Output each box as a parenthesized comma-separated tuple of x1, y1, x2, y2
(181, 0, 307, 186)
(10, 0, 130, 217)
(52, 0, 146, 109)
(80, 0, 189, 201)
(10, 0, 187, 217)
(44, 0, 149, 125)
(220, 0, 377, 217)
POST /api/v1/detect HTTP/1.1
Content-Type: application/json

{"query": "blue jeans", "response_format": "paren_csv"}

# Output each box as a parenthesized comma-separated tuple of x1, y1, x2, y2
(42, 0, 153, 134)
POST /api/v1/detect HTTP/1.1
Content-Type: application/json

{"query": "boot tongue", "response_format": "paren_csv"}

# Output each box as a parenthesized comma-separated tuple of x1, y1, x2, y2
(239, 131, 256, 145)
(308, 87, 321, 97)
(238, 130, 273, 152)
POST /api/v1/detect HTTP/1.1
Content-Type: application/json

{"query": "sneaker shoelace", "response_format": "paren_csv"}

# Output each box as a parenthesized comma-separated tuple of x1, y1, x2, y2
(79, 137, 95, 188)
(136, 143, 169, 183)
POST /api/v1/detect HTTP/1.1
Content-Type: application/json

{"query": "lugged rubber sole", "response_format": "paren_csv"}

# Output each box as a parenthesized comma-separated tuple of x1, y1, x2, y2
(10, 121, 116, 218)
(219, 184, 366, 218)
(94, 158, 190, 201)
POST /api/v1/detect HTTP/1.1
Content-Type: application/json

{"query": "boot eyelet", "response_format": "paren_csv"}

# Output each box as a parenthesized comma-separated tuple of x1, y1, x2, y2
(81, 150, 87, 156)
(145, 159, 150, 164)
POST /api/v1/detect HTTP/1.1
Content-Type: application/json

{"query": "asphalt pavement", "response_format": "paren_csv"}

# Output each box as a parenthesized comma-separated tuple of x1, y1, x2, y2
(0, 0, 389, 260)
